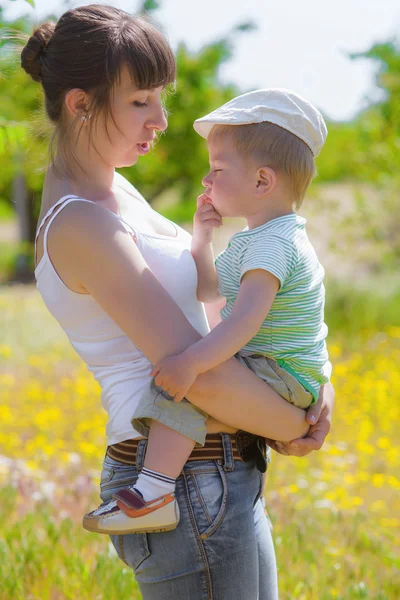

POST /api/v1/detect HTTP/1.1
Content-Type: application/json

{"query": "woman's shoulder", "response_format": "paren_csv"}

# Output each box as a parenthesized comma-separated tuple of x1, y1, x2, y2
(48, 198, 130, 251)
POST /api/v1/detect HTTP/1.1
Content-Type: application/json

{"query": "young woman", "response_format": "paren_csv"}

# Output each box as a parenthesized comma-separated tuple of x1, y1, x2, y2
(22, 5, 334, 599)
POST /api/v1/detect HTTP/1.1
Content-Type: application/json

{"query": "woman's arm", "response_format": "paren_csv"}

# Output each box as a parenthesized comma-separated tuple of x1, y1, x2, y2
(267, 382, 334, 455)
(50, 202, 309, 441)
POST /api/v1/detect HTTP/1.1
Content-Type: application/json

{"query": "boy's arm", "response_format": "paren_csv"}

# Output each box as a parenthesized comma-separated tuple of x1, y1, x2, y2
(151, 269, 279, 401)
(182, 269, 279, 372)
(191, 240, 221, 302)
(190, 194, 222, 302)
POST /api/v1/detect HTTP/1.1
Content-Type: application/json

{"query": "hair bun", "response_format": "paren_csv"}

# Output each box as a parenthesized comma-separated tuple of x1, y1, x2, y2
(21, 22, 55, 83)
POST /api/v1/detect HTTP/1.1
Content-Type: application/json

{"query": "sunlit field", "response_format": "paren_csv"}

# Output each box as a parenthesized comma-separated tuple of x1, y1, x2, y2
(0, 285, 399, 600)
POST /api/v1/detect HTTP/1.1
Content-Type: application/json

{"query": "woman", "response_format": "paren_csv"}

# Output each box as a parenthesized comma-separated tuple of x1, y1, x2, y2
(22, 5, 334, 599)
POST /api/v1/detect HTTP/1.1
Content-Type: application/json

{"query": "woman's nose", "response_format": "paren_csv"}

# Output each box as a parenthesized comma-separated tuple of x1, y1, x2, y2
(148, 102, 168, 132)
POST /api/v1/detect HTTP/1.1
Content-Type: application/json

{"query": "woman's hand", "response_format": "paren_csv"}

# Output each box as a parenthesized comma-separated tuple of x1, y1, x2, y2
(265, 382, 335, 456)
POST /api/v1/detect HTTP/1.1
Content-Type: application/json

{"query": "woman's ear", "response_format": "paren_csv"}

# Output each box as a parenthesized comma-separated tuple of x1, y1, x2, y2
(64, 88, 91, 121)
(255, 166, 277, 198)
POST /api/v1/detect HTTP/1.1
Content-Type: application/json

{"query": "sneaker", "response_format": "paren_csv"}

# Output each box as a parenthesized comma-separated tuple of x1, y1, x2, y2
(82, 490, 179, 535)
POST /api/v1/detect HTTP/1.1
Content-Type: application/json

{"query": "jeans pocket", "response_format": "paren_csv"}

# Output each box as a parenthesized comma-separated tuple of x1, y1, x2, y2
(99, 459, 152, 572)
(184, 462, 228, 539)
(253, 471, 264, 507)
(109, 533, 151, 572)
(100, 463, 114, 485)
(99, 459, 138, 503)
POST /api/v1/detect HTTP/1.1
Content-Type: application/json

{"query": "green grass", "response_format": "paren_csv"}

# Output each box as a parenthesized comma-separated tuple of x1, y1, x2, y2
(0, 489, 140, 600)
(1, 276, 399, 599)
(324, 277, 400, 345)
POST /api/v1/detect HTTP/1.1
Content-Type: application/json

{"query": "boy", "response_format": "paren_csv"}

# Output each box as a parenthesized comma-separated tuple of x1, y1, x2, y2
(84, 89, 331, 535)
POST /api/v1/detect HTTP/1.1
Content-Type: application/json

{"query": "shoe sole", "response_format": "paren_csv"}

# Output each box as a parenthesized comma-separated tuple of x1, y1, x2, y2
(82, 521, 178, 535)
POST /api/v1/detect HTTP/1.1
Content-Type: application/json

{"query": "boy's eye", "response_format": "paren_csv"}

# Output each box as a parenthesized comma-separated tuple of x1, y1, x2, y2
(213, 169, 222, 173)
(133, 101, 147, 107)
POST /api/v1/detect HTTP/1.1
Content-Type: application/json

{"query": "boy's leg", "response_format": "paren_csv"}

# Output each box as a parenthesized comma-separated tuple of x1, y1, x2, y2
(116, 422, 195, 515)
(132, 377, 209, 446)
(83, 380, 206, 534)
(236, 352, 313, 409)
(81, 424, 191, 535)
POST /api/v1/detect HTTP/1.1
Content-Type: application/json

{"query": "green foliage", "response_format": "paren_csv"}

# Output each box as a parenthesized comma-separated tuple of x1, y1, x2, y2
(0, 8, 248, 228)
(0, 6, 399, 285)
(140, 0, 160, 12)
(321, 40, 400, 185)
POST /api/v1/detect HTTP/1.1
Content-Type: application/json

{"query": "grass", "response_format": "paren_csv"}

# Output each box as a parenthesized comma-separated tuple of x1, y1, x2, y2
(0, 285, 399, 599)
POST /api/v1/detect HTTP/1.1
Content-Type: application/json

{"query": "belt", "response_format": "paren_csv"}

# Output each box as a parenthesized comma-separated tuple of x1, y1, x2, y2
(107, 431, 268, 473)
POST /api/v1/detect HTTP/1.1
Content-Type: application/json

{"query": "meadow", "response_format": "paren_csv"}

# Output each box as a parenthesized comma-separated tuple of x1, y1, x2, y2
(0, 283, 399, 600)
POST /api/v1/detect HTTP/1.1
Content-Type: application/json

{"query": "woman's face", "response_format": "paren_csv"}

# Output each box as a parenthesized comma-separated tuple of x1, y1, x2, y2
(89, 64, 168, 169)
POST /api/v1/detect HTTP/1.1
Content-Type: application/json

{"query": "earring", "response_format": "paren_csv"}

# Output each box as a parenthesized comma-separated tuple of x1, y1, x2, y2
(81, 115, 87, 123)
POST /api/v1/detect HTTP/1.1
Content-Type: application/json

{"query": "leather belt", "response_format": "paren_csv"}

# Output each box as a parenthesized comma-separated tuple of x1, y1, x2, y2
(107, 432, 267, 467)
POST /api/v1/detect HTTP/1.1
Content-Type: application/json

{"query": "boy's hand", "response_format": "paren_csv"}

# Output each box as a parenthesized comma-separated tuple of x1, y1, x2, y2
(192, 194, 222, 247)
(150, 355, 198, 403)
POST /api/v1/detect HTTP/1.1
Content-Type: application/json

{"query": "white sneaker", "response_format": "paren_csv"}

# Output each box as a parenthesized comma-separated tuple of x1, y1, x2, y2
(82, 490, 179, 535)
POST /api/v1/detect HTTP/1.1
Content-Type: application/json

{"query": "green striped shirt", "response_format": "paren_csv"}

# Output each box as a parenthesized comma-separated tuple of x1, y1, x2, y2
(215, 214, 331, 401)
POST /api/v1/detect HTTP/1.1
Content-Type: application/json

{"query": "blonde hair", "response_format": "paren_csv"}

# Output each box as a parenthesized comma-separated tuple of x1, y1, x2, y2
(208, 122, 316, 207)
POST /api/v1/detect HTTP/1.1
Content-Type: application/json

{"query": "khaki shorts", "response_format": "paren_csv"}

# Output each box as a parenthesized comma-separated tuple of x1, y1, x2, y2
(131, 352, 313, 447)
(236, 351, 314, 410)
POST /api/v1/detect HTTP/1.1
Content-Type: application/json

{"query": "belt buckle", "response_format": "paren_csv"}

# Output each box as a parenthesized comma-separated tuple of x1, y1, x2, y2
(236, 430, 268, 474)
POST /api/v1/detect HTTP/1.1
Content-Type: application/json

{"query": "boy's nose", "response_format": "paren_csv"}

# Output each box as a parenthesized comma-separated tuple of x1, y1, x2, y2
(202, 173, 211, 187)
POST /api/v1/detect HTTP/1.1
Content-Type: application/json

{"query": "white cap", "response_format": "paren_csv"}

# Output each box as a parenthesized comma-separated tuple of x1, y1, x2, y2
(193, 88, 327, 157)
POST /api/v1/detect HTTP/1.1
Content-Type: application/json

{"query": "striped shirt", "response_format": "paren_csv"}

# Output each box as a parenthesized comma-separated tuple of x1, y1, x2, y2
(215, 213, 331, 401)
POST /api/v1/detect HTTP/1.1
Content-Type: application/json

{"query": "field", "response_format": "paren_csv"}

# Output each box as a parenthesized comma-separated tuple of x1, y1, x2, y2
(0, 284, 399, 600)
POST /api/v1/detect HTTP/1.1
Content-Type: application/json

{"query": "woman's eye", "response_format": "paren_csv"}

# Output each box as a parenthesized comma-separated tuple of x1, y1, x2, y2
(213, 169, 222, 173)
(133, 101, 147, 107)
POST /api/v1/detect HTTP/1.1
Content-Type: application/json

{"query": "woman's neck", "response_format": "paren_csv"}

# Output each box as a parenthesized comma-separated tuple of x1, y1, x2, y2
(52, 154, 116, 200)
(41, 157, 119, 216)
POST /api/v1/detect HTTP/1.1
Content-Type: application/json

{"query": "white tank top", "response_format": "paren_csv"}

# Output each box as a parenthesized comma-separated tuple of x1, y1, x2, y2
(35, 187, 209, 445)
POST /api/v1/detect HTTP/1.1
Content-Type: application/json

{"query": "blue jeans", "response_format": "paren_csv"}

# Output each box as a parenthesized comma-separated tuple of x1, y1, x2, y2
(99, 436, 278, 600)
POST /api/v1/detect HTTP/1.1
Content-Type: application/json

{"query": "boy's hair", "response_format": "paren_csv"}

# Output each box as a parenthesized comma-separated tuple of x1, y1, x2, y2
(208, 122, 316, 207)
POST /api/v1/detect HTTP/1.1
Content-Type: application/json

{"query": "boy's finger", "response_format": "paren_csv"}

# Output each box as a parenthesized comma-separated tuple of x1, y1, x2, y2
(196, 194, 209, 208)
(198, 203, 217, 215)
(202, 216, 222, 226)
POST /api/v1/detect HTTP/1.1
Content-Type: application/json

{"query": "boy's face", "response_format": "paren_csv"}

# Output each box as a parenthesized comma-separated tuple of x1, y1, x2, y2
(202, 136, 259, 218)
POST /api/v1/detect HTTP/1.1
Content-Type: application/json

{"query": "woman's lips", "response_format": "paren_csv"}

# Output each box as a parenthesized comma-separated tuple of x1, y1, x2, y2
(137, 142, 150, 155)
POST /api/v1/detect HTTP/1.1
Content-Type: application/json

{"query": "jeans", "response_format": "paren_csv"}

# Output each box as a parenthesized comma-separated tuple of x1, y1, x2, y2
(99, 436, 278, 600)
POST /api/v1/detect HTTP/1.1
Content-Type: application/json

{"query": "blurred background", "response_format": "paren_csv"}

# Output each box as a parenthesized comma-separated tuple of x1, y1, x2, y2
(0, 1, 399, 599)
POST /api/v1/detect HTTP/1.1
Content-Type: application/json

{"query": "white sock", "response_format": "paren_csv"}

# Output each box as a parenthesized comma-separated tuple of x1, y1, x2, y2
(134, 468, 176, 502)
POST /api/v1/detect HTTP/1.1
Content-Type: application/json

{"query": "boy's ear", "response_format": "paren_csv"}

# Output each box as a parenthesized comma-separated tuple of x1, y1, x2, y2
(255, 166, 277, 197)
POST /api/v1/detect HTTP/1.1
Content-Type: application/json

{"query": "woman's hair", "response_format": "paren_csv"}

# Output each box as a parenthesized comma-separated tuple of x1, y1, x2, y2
(208, 122, 316, 207)
(20, 4, 176, 175)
